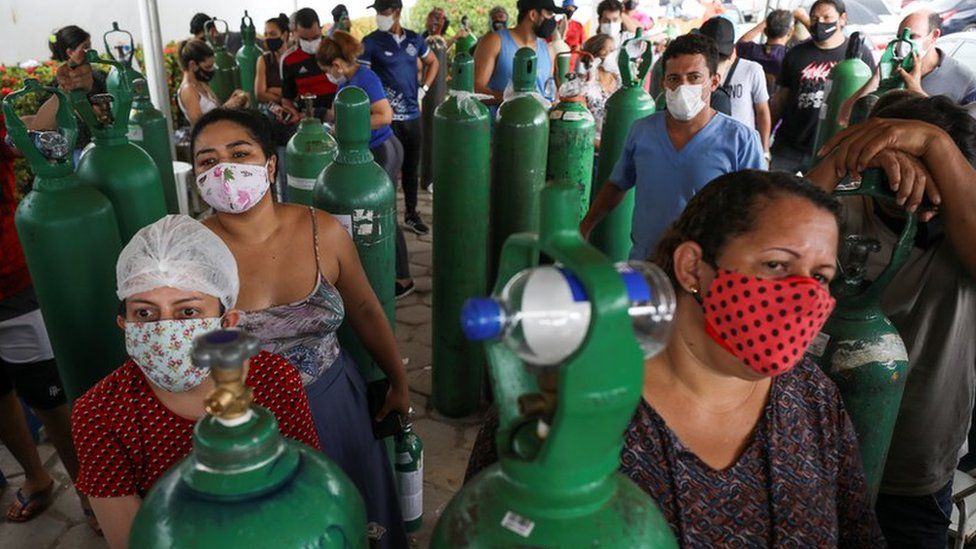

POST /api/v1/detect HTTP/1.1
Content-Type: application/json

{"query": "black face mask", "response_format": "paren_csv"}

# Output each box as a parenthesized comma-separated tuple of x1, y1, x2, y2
(492, 20, 508, 31)
(811, 21, 839, 43)
(265, 37, 284, 52)
(534, 16, 557, 39)
(194, 67, 216, 82)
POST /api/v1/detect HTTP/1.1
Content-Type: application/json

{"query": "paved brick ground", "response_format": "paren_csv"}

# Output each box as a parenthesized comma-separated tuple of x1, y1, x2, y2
(0, 191, 484, 548)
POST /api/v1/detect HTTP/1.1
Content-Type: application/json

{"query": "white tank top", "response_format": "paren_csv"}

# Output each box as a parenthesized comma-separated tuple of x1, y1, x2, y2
(178, 83, 219, 121)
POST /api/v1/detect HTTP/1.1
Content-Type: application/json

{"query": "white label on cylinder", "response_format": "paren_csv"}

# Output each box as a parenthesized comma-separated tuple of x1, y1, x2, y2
(807, 331, 830, 358)
(561, 110, 593, 122)
(287, 175, 317, 190)
(521, 267, 590, 365)
(830, 333, 908, 373)
(818, 81, 834, 120)
(353, 209, 376, 236)
(501, 511, 535, 538)
(396, 454, 423, 522)
(333, 214, 353, 237)
(127, 126, 144, 141)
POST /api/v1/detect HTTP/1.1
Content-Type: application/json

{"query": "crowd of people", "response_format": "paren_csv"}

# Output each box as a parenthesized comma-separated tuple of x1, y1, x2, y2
(1, 0, 975, 547)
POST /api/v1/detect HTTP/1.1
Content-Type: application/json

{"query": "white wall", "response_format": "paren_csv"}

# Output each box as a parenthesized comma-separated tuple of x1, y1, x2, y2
(0, 0, 382, 64)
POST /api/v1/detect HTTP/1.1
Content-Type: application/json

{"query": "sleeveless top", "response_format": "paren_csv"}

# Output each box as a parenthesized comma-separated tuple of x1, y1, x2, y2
(262, 51, 282, 89)
(177, 82, 220, 121)
(237, 209, 345, 386)
(488, 28, 554, 100)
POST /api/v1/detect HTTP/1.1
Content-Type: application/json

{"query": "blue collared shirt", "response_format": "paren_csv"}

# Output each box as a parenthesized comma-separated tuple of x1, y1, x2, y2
(610, 111, 764, 260)
(360, 29, 430, 121)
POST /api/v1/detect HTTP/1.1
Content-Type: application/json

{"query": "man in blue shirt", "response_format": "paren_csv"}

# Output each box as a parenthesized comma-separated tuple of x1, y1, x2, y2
(362, 0, 439, 235)
(581, 34, 764, 260)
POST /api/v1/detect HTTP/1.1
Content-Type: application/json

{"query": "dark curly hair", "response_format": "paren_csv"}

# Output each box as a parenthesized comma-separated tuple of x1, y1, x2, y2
(871, 93, 976, 167)
(653, 170, 842, 284)
(662, 33, 719, 77)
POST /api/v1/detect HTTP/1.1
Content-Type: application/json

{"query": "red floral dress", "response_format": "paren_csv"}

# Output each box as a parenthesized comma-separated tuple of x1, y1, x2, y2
(72, 351, 320, 498)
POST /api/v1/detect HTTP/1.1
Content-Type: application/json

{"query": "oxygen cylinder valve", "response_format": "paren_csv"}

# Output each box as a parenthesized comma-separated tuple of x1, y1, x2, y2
(192, 329, 260, 421)
(88, 93, 115, 126)
(300, 93, 316, 119)
(838, 234, 882, 289)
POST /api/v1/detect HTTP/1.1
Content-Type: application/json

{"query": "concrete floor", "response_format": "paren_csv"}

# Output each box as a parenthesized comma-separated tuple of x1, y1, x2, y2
(0, 190, 485, 548)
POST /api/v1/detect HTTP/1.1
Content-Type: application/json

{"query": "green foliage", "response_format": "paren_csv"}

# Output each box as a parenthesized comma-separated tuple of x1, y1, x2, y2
(405, 0, 518, 37)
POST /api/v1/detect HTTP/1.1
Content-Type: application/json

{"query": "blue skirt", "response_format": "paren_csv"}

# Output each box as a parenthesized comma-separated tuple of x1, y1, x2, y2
(304, 351, 408, 549)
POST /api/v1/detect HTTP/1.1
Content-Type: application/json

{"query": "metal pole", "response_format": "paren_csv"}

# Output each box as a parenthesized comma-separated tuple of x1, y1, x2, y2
(138, 0, 175, 157)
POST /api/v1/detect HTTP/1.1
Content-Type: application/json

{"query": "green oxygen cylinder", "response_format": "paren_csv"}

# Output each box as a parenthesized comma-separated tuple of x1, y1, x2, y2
(811, 33, 872, 156)
(286, 94, 338, 205)
(129, 79, 178, 214)
(313, 86, 395, 383)
(431, 182, 678, 548)
(395, 409, 423, 533)
(130, 329, 367, 548)
(103, 22, 145, 101)
(236, 11, 262, 101)
(590, 31, 655, 261)
(805, 170, 915, 503)
(4, 80, 126, 400)
(555, 52, 572, 88)
(74, 50, 166, 243)
(849, 29, 918, 126)
(206, 18, 242, 104)
(455, 16, 477, 56)
(419, 35, 448, 190)
(490, 47, 550, 282)
(431, 53, 491, 418)
(546, 75, 596, 221)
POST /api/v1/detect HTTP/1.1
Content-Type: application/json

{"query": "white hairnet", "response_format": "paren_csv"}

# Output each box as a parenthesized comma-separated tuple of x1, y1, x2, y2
(116, 215, 239, 310)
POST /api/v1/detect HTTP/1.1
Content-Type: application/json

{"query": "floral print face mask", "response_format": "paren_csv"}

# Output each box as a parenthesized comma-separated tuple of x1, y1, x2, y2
(195, 162, 271, 213)
(125, 318, 222, 392)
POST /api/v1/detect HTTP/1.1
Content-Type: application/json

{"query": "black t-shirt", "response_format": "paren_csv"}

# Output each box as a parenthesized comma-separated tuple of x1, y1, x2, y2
(774, 38, 875, 154)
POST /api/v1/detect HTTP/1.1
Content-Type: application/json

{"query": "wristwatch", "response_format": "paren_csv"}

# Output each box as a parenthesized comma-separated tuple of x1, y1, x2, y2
(422, 84, 430, 93)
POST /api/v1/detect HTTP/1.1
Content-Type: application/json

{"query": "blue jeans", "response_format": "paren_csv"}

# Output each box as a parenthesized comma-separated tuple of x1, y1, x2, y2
(875, 480, 953, 549)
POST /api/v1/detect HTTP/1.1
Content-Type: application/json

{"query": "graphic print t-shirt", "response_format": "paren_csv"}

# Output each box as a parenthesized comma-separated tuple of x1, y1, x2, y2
(775, 38, 875, 154)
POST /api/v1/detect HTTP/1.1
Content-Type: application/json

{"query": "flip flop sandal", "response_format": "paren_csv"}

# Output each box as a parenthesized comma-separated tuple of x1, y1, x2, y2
(5, 481, 55, 523)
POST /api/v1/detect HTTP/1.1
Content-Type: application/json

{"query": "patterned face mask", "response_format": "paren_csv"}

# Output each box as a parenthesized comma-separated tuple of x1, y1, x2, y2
(125, 318, 222, 392)
(701, 270, 835, 377)
(195, 162, 271, 214)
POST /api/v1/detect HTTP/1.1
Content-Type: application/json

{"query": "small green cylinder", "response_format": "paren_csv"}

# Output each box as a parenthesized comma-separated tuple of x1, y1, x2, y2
(313, 87, 395, 383)
(236, 11, 262, 101)
(207, 19, 241, 104)
(129, 81, 178, 214)
(590, 63, 655, 261)
(546, 97, 595, 221)
(286, 103, 338, 205)
(431, 53, 490, 417)
(395, 423, 424, 533)
(811, 57, 872, 156)
(490, 48, 549, 281)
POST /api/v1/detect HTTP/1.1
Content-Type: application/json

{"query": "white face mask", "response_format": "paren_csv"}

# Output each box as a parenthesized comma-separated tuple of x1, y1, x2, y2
(196, 162, 271, 213)
(377, 14, 396, 32)
(125, 318, 222, 392)
(327, 71, 348, 85)
(600, 21, 621, 41)
(299, 37, 321, 55)
(665, 84, 707, 121)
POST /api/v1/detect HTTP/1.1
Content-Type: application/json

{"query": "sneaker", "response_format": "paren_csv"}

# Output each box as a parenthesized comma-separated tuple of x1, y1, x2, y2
(395, 280, 416, 300)
(404, 213, 429, 235)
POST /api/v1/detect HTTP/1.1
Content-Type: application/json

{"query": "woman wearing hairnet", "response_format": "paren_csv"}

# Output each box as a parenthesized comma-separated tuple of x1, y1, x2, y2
(70, 215, 320, 549)
(190, 108, 410, 548)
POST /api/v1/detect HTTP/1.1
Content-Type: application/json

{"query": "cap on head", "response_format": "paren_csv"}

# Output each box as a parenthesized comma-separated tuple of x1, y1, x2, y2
(563, 0, 577, 8)
(699, 16, 735, 58)
(517, 0, 569, 15)
(116, 215, 240, 310)
(368, 0, 403, 11)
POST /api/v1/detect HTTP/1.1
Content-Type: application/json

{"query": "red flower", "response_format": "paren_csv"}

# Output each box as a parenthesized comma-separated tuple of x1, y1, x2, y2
(1, 88, 13, 97)
(25, 67, 35, 75)
(0, 66, 6, 74)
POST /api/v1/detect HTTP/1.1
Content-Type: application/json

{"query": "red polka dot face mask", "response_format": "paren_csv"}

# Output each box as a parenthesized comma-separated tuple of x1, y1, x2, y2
(700, 270, 835, 377)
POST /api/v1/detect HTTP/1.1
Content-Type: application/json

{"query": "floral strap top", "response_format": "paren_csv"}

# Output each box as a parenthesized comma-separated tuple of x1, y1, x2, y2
(238, 208, 345, 386)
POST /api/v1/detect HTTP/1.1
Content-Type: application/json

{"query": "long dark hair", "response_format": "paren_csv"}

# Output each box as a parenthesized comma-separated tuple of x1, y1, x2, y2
(178, 39, 214, 70)
(190, 108, 276, 163)
(653, 170, 841, 283)
(49, 25, 90, 62)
